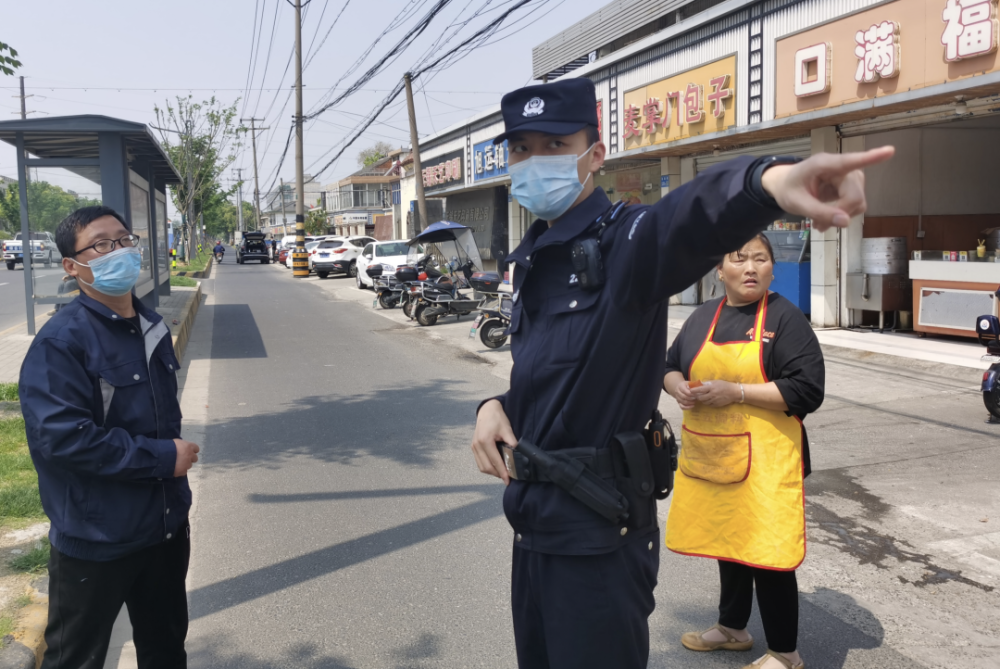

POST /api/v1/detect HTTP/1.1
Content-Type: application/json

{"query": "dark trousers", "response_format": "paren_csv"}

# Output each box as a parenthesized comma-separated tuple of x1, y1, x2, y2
(41, 527, 190, 669)
(717, 560, 798, 653)
(511, 535, 659, 669)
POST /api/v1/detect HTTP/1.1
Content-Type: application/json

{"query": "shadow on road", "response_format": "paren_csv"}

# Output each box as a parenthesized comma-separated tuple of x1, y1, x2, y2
(188, 630, 447, 669)
(201, 380, 479, 469)
(651, 587, 923, 669)
(197, 303, 269, 359)
(188, 495, 499, 620)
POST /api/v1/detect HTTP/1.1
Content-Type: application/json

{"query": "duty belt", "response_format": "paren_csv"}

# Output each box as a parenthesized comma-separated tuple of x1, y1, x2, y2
(500, 445, 615, 482)
(498, 441, 630, 524)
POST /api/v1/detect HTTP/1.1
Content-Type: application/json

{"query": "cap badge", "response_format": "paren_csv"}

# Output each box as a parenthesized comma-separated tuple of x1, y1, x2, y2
(523, 97, 545, 117)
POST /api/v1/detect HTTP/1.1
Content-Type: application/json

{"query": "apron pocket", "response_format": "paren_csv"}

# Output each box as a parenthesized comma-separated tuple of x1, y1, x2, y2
(679, 426, 752, 484)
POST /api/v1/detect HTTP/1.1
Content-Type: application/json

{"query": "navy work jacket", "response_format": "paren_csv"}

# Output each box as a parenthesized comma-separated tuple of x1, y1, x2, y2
(19, 292, 190, 561)
(487, 155, 783, 555)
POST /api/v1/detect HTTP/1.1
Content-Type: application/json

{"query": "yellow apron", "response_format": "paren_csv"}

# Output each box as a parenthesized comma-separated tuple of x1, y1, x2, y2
(665, 297, 806, 570)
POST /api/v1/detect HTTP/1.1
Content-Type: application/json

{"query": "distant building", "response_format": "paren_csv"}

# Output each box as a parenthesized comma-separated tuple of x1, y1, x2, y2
(324, 150, 404, 237)
(260, 175, 325, 237)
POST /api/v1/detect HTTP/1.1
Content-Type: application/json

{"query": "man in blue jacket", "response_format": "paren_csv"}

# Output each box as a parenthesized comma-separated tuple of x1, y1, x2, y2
(20, 206, 201, 669)
(470, 79, 893, 668)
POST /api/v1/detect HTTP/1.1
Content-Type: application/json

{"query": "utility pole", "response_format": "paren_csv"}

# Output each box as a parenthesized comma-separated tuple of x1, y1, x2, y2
(403, 73, 428, 232)
(235, 168, 245, 238)
(291, 0, 309, 278)
(241, 117, 268, 231)
(280, 177, 288, 235)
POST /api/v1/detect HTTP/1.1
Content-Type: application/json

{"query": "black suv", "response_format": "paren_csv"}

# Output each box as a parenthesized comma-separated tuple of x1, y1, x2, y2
(237, 232, 270, 264)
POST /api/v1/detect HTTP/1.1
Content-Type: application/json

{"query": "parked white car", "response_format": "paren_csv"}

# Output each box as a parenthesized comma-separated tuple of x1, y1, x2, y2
(355, 240, 413, 289)
(310, 235, 375, 279)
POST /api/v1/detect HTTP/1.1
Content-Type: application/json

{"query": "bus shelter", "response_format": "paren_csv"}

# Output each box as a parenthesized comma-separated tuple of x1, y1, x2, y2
(0, 115, 180, 334)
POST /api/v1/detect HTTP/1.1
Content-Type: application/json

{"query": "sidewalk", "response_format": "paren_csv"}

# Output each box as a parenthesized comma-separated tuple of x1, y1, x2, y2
(670, 304, 987, 370)
(299, 271, 990, 378)
(0, 285, 202, 383)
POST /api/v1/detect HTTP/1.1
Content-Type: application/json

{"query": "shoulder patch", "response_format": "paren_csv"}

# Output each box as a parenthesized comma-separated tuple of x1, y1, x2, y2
(628, 211, 647, 240)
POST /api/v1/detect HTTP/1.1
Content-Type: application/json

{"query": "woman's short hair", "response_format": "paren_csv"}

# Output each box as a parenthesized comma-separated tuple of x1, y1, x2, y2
(720, 232, 775, 267)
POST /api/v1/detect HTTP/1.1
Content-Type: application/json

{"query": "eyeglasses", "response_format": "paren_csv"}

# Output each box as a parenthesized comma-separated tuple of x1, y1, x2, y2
(72, 234, 140, 257)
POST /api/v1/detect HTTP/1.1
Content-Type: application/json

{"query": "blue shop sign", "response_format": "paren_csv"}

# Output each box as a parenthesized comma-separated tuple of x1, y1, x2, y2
(473, 139, 509, 182)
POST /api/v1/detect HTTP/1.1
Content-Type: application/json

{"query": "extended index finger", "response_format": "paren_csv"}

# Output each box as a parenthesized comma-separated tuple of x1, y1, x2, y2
(824, 146, 895, 174)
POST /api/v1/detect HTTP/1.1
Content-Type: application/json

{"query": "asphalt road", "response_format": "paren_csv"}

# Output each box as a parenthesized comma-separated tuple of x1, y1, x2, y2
(156, 259, 999, 669)
(0, 264, 66, 332)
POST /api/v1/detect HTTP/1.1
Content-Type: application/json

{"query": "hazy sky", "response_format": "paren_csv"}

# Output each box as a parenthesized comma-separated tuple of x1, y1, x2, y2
(1, 0, 610, 215)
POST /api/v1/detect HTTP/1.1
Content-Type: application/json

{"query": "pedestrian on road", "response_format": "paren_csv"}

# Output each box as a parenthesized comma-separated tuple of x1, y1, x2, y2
(19, 205, 199, 669)
(663, 233, 825, 669)
(469, 78, 891, 669)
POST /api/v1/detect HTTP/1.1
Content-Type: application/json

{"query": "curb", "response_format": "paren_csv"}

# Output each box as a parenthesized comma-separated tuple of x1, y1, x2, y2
(170, 283, 203, 367)
(174, 256, 215, 280)
(0, 578, 48, 669)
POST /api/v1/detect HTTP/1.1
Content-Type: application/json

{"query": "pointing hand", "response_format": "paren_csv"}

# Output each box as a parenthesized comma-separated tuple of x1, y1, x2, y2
(761, 146, 895, 231)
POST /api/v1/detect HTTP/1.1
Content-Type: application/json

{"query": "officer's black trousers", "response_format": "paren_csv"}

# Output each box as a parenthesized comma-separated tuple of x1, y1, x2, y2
(511, 535, 659, 669)
(717, 560, 798, 653)
(41, 527, 190, 669)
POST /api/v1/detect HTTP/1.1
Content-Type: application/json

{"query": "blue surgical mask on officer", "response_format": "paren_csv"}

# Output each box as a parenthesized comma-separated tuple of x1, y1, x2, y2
(509, 143, 596, 221)
(73, 246, 142, 297)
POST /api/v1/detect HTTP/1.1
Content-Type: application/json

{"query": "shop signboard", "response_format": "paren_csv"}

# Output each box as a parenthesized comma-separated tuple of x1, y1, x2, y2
(422, 149, 464, 193)
(473, 139, 508, 183)
(445, 187, 508, 261)
(776, 0, 1000, 118)
(621, 55, 736, 149)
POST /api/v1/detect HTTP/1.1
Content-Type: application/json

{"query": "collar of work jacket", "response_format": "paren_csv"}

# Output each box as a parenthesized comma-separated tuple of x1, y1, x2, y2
(507, 188, 613, 268)
(76, 291, 171, 358)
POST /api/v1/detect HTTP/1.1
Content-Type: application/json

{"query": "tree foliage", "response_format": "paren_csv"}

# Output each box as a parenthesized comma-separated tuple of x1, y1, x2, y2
(304, 209, 328, 235)
(0, 42, 21, 77)
(357, 141, 395, 168)
(152, 96, 243, 258)
(0, 181, 100, 235)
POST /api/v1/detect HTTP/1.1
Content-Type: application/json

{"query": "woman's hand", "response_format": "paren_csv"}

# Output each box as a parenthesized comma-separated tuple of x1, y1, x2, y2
(689, 380, 742, 408)
(663, 372, 696, 410)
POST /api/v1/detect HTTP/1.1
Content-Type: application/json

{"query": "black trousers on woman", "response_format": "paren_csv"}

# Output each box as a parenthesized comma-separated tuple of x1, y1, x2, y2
(717, 560, 798, 653)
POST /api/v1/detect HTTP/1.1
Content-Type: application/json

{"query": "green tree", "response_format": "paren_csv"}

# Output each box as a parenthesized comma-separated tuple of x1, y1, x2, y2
(304, 209, 328, 235)
(357, 141, 394, 168)
(0, 42, 21, 76)
(153, 96, 243, 260)
(0, 181, 100, 235)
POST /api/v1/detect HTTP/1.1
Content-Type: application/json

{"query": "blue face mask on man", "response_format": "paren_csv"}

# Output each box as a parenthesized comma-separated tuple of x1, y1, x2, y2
(509, 143, 596, 221)
(73, 247, 142, 297)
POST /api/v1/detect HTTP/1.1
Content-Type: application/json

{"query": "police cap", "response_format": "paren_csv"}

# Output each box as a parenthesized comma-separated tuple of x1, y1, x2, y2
(493, 78, 599, 144)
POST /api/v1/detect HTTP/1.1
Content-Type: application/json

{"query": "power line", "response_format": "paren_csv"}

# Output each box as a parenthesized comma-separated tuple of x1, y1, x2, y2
(0, 86, 508, 93)
(306, 0, 543, 181)
(304, 0, 453, 120)
(250, 0, 283, 118)
(303, 0, 351, 71)
(239, 0, 265, 120)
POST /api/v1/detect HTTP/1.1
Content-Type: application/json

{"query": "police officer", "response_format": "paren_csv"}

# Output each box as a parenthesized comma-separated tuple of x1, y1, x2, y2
(470, 78, 892, 669)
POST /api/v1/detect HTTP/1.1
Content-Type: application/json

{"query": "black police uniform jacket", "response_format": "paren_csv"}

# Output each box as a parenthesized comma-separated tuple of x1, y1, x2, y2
(484, 155, 784, 555)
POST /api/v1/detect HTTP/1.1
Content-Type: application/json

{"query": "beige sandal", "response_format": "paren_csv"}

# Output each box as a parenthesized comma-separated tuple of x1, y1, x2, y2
(741, 650, 805, 669)
(681, 623, 754, 652)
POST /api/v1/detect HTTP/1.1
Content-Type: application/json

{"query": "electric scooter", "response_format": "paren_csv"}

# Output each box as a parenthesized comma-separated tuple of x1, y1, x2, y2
(975, 284, 1000, 423)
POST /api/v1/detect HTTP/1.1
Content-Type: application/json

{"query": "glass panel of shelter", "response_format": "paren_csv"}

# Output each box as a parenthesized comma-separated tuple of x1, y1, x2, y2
(21, 165, 103, 307)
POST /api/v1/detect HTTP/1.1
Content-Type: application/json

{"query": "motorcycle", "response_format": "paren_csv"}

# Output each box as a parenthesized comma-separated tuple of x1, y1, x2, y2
(404, 222, 485, 327)
(976, 284, 1000, 423)
(470, 290, 513, 349)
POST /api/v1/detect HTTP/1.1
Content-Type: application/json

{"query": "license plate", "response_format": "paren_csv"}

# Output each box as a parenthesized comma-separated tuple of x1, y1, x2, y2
(469, 314, 484, 338)
(320, 253, 329, 257)
(983, 355, 1000, 363)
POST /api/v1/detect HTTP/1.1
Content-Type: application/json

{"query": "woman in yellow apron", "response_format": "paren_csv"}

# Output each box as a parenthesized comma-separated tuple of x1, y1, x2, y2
(663, 233, 824, 669)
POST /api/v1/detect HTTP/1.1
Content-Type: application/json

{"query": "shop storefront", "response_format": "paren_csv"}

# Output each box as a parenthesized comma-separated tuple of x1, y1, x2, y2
(769, 0, 1000, 336)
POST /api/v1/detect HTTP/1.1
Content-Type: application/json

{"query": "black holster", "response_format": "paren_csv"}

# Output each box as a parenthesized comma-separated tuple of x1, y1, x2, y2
(645, 410, 678, 500)
(611, 432, 655, 529)
(509, 440, 630, 525)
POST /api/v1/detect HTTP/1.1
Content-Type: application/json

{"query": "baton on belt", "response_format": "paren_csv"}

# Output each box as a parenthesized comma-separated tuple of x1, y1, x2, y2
(499, 440, 630, 525)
